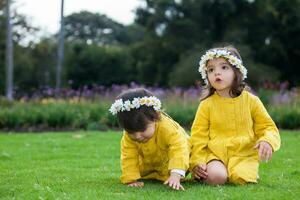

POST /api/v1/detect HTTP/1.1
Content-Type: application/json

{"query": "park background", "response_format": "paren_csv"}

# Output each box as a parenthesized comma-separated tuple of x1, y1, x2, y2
(0, 0, 299, 199)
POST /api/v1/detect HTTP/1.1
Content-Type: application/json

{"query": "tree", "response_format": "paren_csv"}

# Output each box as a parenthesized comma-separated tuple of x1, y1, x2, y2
(65, 42, 132, 87)
(5, 0, 13, 100)
(0, 0, 38, 95)
(0, 0, 6, 94)
(133, 0, 298, 87)
(62, 11, 144, 87)
(64, 11, 137, 45)
(244, 0, 300, 86)
(56, 0, 64, 95)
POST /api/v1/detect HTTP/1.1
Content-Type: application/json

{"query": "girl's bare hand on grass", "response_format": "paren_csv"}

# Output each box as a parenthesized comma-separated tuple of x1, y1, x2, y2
(164, 172, 185, 190)
(127, 181, 144, 187)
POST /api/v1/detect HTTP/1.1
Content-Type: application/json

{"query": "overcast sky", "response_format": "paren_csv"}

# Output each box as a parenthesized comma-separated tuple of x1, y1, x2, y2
(16, 0, 142, 35)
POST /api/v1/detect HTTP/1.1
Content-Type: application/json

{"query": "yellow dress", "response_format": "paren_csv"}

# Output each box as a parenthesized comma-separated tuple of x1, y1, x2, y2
(190, 91, 280, 184)
(120, 112, 190, 184)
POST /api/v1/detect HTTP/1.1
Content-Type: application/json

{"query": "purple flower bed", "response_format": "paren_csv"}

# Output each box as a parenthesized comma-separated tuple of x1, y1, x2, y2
(0, 82, 299, 131)
(14, 82, 203, 103)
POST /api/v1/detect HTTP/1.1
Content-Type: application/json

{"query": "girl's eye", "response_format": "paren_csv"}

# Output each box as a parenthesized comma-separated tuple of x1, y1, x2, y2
(208, 68, 214, 73)
(222, 66, 228, 70)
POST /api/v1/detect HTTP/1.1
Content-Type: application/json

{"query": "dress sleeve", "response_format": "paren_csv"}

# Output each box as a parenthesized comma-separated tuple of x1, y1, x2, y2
(166, 127, 190, 172)
(120, 133, 141, 184)
(252, 97, 281, 151)
(190, 101, 210, 171)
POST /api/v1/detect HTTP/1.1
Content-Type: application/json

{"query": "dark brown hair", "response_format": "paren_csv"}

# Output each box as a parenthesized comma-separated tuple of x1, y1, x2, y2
(200, 45, 250, 100)
(115, 88, 161, 133)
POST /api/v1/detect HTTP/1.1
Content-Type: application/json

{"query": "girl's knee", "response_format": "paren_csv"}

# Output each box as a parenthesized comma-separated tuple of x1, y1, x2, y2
(206, 160, 228, 185)
(206, 172, 227, 185)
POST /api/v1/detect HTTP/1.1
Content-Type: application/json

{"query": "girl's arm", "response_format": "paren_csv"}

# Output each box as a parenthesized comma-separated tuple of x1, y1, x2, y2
(190, 101, 210, 171)
(166, 127, 190, 173)
(163, 127, 189, 190)
(252, 97, 281, 152)
(120, 133, 141, 184)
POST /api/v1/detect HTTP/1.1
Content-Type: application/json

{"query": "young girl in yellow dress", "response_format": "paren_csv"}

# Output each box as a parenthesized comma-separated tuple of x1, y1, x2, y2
(190, 46, 281, 185)
(109, 88, 190, 190)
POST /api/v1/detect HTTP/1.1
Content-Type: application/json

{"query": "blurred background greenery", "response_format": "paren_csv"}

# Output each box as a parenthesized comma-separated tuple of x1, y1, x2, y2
(0, 0, 299, 131)
(1, 0, 300, 90)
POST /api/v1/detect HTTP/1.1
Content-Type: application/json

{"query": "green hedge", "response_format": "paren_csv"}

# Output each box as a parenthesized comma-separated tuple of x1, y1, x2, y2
(165, 102, 198, 128)
(0, 101, 116, 131)
(0, 100, 299, 131)
(269, 106, 300, 129)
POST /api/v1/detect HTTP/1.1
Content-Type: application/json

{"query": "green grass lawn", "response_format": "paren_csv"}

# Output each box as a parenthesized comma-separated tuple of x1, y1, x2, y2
(0, 131, 299, 200)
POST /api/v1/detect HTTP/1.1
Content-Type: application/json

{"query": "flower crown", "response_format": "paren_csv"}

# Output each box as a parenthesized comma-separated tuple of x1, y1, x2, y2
(109, 96, 162, 115)
(198, 49, 247, 84)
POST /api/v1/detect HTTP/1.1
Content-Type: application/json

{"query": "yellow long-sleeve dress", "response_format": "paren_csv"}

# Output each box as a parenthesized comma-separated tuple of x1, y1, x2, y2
(120, 112, 190, 184)
(190, 90, 280, 184)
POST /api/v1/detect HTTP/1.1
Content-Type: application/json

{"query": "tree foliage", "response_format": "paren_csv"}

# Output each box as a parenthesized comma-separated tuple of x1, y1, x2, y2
(64, 11, 144, 45)
(1, 0, 300, 95)
(65, 42, 132, 87)
(0, 0, 38, 94)
(133, 0, 300, 86)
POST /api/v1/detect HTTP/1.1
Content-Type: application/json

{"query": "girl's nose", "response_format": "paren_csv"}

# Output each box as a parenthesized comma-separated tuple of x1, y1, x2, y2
(135, 134, 143, 140)
(136, 136, 142, 140)
(215, 71, 221, 76)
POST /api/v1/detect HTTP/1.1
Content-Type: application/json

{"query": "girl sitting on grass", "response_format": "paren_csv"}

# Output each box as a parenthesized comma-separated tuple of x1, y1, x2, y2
(109, 88, 190, 190)
(190, 46, 281, 185)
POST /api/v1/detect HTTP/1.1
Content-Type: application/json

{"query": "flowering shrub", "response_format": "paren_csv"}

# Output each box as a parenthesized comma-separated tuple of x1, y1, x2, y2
(0, 84, 299, 131)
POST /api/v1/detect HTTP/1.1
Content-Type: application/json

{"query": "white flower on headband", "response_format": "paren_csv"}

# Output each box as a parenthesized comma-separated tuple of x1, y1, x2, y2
(123, 100, 132, 111)
(109, 96, 161, 115)
(109, 99, 124, 115)
(198, 49, 247, 84)
(132, 98, 141, 109)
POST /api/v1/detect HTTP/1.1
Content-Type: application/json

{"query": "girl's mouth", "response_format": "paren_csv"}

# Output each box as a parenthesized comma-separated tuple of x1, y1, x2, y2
(140, 138, 148, 143)
(215, 77, 222, 82)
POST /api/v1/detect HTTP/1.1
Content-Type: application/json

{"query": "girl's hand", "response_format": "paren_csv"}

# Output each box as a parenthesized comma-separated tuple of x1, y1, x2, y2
(127, 181, 144, 187)
(254, 141, 273, 162)
(164, 172, 185, 190)
(193, 163, 208, 179)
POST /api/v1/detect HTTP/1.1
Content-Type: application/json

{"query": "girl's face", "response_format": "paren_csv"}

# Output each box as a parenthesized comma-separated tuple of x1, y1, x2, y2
(127, 122, 155, 143)
(206, 57, 235, 95)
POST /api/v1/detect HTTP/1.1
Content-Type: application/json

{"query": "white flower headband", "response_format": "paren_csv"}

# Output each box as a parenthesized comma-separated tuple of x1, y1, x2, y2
(198, 49, 247, 84)
(109, 96, 162, 115)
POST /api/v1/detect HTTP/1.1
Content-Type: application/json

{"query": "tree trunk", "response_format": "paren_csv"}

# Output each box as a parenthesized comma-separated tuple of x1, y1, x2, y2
(5, 0, 13, 100)
(56, 0, 65, 97)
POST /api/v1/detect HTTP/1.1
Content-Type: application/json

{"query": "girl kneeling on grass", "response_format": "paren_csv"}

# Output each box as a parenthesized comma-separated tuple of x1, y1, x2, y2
(190, 46, 281, 185)
(109, 88, 190, 190)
